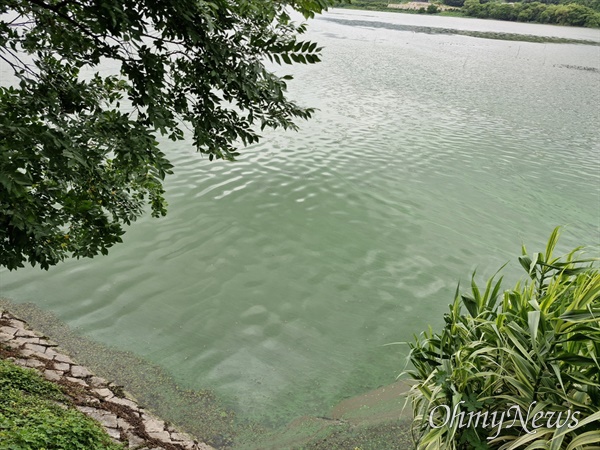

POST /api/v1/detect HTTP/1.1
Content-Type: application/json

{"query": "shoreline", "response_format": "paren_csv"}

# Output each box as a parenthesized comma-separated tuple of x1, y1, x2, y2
(329, 3, 600, 32)
(0, 309, 213, 450)
(322, 6, 600, 45)
(0, 300, 414, 449)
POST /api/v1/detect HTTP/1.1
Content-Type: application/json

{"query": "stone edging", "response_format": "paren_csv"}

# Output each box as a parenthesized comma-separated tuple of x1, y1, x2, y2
(0, 310, 214, 450)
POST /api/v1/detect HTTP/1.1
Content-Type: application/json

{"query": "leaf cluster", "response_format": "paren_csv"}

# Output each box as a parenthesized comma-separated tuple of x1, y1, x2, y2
(0, 0, 332, 269)
(403, 227, 600, 449)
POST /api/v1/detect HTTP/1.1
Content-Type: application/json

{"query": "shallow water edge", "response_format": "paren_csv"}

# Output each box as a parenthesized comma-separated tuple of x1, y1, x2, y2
(0, 298, 413, 449)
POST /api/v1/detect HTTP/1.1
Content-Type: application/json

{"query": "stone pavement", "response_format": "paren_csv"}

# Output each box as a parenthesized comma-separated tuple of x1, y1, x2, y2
(0, 310, 214, 450)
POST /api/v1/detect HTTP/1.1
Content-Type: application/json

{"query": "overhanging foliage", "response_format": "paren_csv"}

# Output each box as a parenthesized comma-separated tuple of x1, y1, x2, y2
(0, 0, 332, 269)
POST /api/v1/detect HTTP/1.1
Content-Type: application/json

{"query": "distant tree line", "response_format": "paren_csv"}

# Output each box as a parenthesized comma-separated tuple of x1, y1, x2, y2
(337, 0, 600, 26)
(461, 0, 600, 26)
(446, 0, 599, 8)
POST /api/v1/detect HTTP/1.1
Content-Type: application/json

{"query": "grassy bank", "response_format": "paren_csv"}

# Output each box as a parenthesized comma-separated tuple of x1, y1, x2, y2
(0, 356, 123, 449)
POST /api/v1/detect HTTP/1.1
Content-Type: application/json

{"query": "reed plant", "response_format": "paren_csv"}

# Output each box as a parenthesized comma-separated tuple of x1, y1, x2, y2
(403, 227, 600, 449)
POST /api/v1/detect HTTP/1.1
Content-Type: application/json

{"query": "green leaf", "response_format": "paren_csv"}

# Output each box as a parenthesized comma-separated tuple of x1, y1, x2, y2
(566, 430, 600, 450)
(560, 309, 600, 322)
(545, 226, 561, 263)
(550, 353, 596, 365)
(528, 310, 540, 343)
(462, 294, 478, 317)
(519, 255, 533, 274)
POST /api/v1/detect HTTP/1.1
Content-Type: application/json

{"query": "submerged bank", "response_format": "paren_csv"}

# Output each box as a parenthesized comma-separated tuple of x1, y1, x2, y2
(0, 300, 412, 449)
(322, 10, 600, 45)
(0, 309, 213, 450)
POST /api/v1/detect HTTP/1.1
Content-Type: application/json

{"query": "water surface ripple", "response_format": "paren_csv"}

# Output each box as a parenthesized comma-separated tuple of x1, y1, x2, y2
(1, 9, 599, 428)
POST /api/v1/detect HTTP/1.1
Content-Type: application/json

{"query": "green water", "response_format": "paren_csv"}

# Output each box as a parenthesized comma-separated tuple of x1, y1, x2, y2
(1, 8, 599, 435)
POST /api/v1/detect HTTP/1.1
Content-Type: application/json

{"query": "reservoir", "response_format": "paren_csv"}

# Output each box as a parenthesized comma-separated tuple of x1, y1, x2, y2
(1, 8, 599, 446)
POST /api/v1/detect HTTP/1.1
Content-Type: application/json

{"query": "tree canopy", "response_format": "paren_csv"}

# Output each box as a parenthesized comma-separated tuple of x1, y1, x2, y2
(0, 0, 331, 270)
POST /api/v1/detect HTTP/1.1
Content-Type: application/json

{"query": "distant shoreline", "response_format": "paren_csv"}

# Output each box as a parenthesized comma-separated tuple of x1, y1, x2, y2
(320, 9, 600, 45)
(331, 1, 600, 29)
(333, 1, 466, 16)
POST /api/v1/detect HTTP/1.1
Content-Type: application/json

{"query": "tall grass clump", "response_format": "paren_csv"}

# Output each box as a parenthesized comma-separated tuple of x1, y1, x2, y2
(403, 227, 600, 449)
